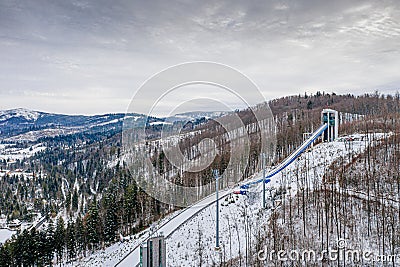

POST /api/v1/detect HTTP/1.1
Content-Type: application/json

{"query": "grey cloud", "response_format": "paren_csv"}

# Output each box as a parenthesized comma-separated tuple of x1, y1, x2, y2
(0, 0, 399, 114)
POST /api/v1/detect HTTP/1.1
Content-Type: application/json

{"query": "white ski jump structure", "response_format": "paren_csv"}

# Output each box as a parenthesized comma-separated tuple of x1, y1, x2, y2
(117, 110, 337, 267)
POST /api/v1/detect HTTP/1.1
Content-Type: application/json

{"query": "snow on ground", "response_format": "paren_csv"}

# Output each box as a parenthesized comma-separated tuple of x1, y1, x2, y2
(0, 229, 16, 245)
(4, 128, 80, 142)
(0, 214, 45, 244)
(68, 133, 388, 266)
(64, 185, 239, 267)
(149, 121, 173, 126)
(65, 210, 191, 266)
(0, 108, 41, 122)
(165, 135, 380, 266)
(0, 143, 46, 161)
(0, 169, 46, 181)
(21, 213, 46, 232)
(94, 118, 123, 127)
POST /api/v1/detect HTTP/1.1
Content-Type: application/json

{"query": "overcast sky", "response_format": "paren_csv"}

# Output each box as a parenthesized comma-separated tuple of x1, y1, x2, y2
(0, 0, 399, 115)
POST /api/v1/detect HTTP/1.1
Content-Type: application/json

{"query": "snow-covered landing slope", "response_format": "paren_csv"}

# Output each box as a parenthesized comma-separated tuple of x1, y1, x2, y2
(68, 133, 387, 266)
(165, 133, 388, 266)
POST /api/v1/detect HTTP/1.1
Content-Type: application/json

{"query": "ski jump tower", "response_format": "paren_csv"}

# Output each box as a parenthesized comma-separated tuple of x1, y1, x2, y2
(321, 109, 339, 142)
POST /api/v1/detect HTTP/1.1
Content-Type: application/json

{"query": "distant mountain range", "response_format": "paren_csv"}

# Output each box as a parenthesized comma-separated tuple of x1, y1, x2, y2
(0, 108, 228, 141)
(165, 111, 228, 123)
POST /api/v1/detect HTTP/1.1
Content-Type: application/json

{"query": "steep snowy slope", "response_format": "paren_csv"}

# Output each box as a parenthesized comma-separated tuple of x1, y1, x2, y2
(66, 133, 388, 266)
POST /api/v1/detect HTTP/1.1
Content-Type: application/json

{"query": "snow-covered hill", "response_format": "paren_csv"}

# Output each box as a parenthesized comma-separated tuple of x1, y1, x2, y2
(64, 133, 389, 267)
(0, 108, 42, 122)
(165, 133, 389, 266)
(0, 108, 133, 140)
(165, 111, 230, 123)
(0, 108, 223, 141)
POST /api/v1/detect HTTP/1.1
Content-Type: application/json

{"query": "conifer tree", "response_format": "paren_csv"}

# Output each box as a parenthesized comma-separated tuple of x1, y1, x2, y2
(54, 217, 65, 263)
(66, 219, 76, 260)
(86, 201, 101, 250)
(75, 216, 87, 257)
(104, 194, 118, 243)
(45, 222, 55, 265)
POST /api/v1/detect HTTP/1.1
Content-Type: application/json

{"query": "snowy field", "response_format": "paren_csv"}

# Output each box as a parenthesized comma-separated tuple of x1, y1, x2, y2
(4, 128, 80, 142)
(0, 229, 16, 245)
(0, 213, 45, 245)
(66, 133, 388, 266)
(0, 143, 46, 162)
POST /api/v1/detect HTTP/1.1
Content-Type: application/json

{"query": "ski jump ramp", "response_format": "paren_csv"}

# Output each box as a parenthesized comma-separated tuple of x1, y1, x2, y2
(116, 123, 328, 266)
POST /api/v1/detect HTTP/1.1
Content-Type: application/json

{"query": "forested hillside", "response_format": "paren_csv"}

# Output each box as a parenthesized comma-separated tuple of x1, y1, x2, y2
(0, 92, 399, 266)
(262, 119, 399, 266)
